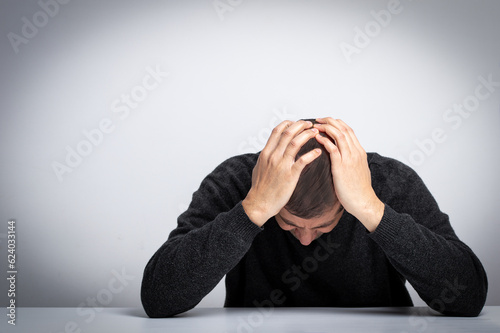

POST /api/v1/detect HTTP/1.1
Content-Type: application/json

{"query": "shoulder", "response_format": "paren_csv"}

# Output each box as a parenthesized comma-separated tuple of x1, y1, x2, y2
(367, 152, 428, 205)
(210, 152, 259, 178)
(367, 152, 419, 181)
(200, 152, 259, 193)
(183, 153, 260, 218)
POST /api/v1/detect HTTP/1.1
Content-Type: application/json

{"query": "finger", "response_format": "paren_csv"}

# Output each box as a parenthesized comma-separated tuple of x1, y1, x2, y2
(275, 120, 313, 156)
(315, 117, 350, 143)
(315, 133, 341, 166)
(314, 132, 337, 155)
(315, 118, 356, 149)
(315, 117, 338, 126)
(335, 119, 364, 152)
(283, 127, 320, 160)
(314, 123, 351, 157)
(261, 120, 294, 156)
(316, 117, 350, 135)
(315, 117, 330, 124)
(291, 147, 322, 175)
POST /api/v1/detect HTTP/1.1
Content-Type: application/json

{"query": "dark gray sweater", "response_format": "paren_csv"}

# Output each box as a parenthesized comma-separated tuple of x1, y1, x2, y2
(141, 152, 488, 318)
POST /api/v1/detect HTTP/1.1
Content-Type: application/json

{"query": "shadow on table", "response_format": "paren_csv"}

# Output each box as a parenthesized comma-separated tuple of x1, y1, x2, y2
(122, 306, 493, 319)
(121, 307, 228, 319)
(122, 308, 149, 318)
(131, 307, 431, 318)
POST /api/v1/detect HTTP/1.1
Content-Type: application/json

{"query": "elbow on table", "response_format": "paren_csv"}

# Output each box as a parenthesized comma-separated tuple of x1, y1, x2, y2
(436, 280, 488, 317)
(143, 305, 169, 318)
(441, 304, 484, 317)
(143, 306, 179, 319)
(141, 290, 167, 318)
(141, 283, 196, 318)
(141, 292, 190, 318)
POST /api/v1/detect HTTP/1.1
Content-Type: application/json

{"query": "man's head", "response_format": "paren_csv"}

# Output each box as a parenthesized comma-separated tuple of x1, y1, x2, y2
(275, 118, 344, 245)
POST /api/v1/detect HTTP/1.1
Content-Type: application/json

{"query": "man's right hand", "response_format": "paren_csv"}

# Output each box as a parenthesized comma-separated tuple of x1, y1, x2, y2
(242, 120, 322, 227)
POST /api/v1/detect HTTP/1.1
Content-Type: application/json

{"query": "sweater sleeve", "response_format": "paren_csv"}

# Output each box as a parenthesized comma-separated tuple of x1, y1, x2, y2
(140, 154, 262, 318)
(367, 156, 488, 317)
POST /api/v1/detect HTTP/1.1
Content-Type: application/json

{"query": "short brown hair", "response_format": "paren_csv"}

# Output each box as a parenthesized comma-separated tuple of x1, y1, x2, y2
(284, 119, 336, 219)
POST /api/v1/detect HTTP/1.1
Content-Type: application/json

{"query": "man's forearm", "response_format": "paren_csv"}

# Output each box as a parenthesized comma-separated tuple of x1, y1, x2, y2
(141, 202, 261, 317)
(368, 205, 488, 316)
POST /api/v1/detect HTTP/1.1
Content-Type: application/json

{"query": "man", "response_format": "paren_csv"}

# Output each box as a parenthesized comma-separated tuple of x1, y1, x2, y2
(141, 118, 488, 318)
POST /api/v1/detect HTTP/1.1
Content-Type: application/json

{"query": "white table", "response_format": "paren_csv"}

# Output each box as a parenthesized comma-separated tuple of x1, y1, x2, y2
(2, 307, 500, 332)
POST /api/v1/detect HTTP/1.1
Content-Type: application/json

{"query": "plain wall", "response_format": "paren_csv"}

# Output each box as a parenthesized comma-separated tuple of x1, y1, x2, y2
(0, 0, 499, 313)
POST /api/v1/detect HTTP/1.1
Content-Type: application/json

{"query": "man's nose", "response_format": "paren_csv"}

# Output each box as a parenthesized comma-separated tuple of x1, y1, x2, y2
(295, 229, 317, 246)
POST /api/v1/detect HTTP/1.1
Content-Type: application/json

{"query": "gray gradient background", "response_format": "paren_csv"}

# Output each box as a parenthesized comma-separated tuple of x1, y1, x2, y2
(0, 0, 499, 312)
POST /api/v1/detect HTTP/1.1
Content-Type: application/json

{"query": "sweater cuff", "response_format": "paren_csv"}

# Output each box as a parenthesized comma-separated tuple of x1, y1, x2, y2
(368, 204, 406, 249)
(222, 201, 263, 243)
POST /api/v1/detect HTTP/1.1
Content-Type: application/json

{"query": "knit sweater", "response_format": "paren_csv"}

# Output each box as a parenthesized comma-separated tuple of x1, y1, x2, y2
(141, 152, 488, 318)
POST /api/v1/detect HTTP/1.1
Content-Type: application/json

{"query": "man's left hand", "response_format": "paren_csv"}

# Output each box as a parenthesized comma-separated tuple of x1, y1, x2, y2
(314, 117, 385, 232)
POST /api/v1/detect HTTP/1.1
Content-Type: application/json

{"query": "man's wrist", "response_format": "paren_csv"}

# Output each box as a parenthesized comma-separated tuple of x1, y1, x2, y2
(356, 197, 385, 233)
(242, 196, 269, 227)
